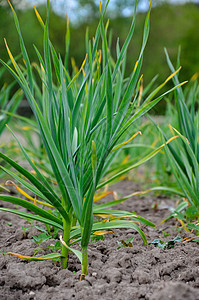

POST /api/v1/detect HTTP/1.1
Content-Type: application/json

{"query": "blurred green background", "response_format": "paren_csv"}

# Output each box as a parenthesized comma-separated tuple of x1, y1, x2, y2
(0, 0, 199, 113)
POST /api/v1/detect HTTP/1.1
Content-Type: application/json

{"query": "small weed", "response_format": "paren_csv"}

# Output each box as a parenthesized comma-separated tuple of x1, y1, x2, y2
(91, 235, 105, 243)
(45, 241, 61, 252)
(185, 206, 199, 223)
(149, 236, 182, 249)
(21, 225, 31, 237)
(151, 203, 159, 212)
(186, 223, 199, 235)
(32, 233, 51, 246)
(162, 230, 171, 238)
(117, 236, 134, 249)
(171, 226, 185, 235)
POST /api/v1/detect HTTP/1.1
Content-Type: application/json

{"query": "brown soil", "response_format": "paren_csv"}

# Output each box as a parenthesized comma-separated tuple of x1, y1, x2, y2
(0, 180, 199, 300)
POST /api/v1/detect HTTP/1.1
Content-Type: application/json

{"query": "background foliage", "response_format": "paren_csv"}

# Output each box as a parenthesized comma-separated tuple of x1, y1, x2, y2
(0, 1, 199, 113)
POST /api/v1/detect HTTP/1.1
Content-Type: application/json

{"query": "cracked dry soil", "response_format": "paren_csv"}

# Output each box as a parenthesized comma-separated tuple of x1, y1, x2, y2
(0, 180, 199, 300)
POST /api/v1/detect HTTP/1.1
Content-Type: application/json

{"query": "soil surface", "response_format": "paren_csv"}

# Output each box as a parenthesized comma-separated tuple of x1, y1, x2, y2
(0, 180, 199, 300)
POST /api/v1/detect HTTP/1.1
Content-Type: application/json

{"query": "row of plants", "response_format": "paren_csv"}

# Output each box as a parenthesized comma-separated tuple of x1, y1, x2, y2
(0, 0, 198, 277)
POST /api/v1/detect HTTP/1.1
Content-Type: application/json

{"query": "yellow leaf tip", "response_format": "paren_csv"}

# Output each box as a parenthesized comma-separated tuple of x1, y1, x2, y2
(99, 1, 102, 12)
(66, 14, 69, 26)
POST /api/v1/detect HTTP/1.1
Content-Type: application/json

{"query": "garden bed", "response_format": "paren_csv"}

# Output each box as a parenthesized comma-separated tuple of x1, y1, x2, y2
(0, 180, 199, 300)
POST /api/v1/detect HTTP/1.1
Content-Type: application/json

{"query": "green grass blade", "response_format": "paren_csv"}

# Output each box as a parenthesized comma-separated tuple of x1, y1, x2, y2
(8, 1, 33, 92)
(0, 194, 62, 226)
(0, 152, 69, 221)
(112, 1, 137, 79)
(0, 208, 63, 230)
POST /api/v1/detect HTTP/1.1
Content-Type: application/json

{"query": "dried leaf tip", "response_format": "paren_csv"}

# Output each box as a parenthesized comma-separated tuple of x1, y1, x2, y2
(105, 19, 110, 31)
(165, 66, 181, 84)
(60, 235, 68, 249)
(133, 60, 138, 73)
(34, 5, 45, 28)
(7, 0, 13, 10)
(5, 180, 14, 186)
(4, 40, 17, 71)
(191, 72, 199, 81)
(66, 14, 69, 27)
(81, 54, 87, 69)
(98, 49, 102, 64)
(99, 1, 102, 13)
